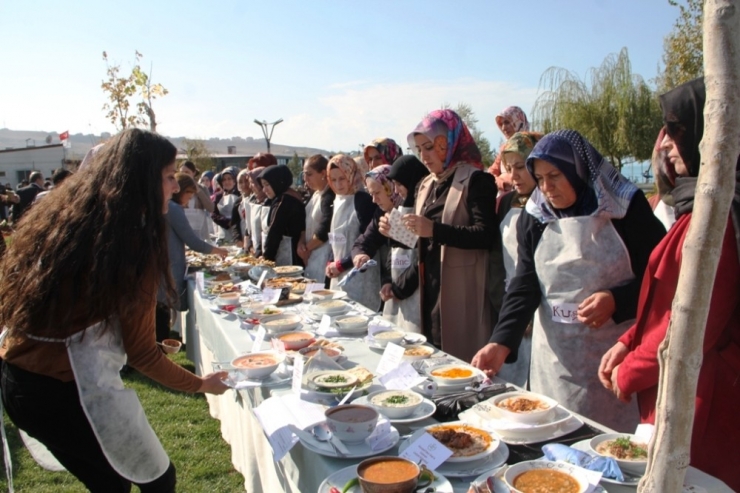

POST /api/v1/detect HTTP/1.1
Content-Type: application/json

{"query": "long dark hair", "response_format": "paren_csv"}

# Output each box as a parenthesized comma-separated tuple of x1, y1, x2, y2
(0, 128, 177, 335)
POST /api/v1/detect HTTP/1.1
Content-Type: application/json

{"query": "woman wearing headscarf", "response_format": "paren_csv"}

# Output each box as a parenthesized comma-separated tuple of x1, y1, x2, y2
(298, 155, 334, 282)
(350, 165, 403, 320)
(378, 156, 430, 333)
(325, 154, 379, 310)
(200, 170, 215, 195)
(363, 138, 404, 170)
(178, 161, 215, 213)
(489, 106, 530, 192)
(598, 78, 740, 489)
(384, 109, 501, 361)
(210, 167, 240, 242)
(259, 166, 305, 265)
(647, 127, 678, 230)
(230, 169, 252, 250)
(247, 167, 268, 256)
(473, 129, 665, 431)
(492, 131, 542, 387)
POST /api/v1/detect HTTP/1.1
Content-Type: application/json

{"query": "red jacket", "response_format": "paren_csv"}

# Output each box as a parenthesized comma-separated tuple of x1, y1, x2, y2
(617, 213, 740, 491)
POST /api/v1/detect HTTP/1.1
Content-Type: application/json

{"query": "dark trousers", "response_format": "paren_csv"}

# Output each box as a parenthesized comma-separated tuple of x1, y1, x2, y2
(1, 361, 176, 493)
(155, 303, 171, 343)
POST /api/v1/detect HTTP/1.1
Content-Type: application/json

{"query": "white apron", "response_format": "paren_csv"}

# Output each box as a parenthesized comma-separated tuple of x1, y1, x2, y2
(531, 216, 639, 432)
(304, 191, 331, 282)
(249, 202, 264, 255)
(238, 197, 251, 249)
(329, 195, 381, 311)
(260, 203, 271, 252)
(216, 193, 237, 241)
(382, 244, 422, 333)
(18, 321, 170, 483)
(496, 206, 531, 388)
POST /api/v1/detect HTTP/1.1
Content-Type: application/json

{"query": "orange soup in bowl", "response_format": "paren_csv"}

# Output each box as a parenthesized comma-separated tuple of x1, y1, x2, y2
(232, 354, 278, 369)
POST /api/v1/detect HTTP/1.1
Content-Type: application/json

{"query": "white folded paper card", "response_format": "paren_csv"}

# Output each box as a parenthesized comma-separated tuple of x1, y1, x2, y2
(253, 394, 326, 461)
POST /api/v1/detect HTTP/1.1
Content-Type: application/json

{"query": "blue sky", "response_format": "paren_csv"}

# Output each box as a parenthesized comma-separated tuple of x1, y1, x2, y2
(1, 1, 678, 152)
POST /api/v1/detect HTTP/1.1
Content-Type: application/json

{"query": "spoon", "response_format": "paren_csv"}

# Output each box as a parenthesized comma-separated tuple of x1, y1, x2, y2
(310, 424, 345, 457)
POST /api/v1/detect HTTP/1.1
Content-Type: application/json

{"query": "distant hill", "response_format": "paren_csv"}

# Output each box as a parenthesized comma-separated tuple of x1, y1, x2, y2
(0, 128, 329, 159)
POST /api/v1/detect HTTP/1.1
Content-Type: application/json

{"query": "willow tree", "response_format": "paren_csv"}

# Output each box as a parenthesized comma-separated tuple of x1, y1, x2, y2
(531, 48, 663, 170)
(658, 0, 704, 92)
(640, 0, 740, 491)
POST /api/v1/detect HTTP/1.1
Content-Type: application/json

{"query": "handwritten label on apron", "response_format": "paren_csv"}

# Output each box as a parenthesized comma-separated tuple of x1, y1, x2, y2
(550, 302, 580, 324)
(328, 232, 346, 245)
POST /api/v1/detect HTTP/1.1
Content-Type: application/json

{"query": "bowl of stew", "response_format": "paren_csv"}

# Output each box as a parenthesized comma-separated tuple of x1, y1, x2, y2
(504, 459, 589, 493)
(490, 391, 558, 424)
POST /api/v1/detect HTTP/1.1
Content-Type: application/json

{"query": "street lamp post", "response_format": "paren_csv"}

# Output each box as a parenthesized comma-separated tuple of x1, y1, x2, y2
(253, 118, 283, 154)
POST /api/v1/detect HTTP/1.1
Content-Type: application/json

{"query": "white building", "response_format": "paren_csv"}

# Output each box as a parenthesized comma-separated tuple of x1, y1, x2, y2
(0, 144, 65, 188)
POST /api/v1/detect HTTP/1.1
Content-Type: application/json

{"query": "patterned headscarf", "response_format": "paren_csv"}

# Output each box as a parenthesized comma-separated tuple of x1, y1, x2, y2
(327, 154, 365, 195)
(407, 109, 483, 171)
(363, 138, 403, 168)
(365, 164, 403, 208)
(495, 106, 530, 135)
(525, 130, 638, 222)
(501, 132, 542, 171)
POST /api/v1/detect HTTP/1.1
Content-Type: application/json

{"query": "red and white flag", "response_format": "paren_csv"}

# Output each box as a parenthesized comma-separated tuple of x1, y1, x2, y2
(59, 131, 69, 141)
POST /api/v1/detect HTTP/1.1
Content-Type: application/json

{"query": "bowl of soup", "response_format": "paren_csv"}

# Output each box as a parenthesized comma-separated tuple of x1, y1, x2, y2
(426, 364, 478, 386)
(259, 314, 302, 333)
(334, 315, 370, 333)
(275, 331, 315, 350)
(366, 389, 424, 419)
(372, 330, 405, 348)
(324, 404, 379, 443)
(589, 433, 648, 476)
(311, 300, 351, 315)
(357, 456, 432, 493)
(504, 460, 589, 493)
(490, 391, 558, 424)
(216, 292, 241, 306)
(230, 351, 285, 379)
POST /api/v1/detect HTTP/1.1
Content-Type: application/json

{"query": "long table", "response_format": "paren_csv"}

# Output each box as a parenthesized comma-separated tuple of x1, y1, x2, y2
(183, 281, 732, 493)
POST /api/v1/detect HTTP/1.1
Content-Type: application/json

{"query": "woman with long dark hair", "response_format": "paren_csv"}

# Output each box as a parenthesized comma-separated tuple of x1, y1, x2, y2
(0, 129, 228, 492)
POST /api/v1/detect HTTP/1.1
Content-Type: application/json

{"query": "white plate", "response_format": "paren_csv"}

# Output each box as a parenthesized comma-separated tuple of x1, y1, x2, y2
(318, 464, 454, 493)
(472, 466, 610, 493)
(459, 405, 585, 445)
(352, 396, 437, 424)
(299, 424, 399, 459)
(470, 403, 574, 436)
(304, 289, 348, 301)
(273, 265, 304, 276)
(420, 421, 501, 463)
(571, 439, 642, 486)
(399, 433, 510, 478)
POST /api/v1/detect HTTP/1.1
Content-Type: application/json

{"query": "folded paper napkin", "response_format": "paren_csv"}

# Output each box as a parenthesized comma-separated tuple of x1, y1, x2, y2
(337, 259, 377, 287)
(542, 443, 624, 482)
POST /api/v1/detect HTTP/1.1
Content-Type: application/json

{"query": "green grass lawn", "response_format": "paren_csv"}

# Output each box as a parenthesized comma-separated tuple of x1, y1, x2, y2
(0, 352, 246, 492)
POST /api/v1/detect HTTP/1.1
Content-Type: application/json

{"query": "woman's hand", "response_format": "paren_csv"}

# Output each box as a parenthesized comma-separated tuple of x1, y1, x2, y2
(325, 263, 340, 278)
(598, 341, 629, 389)
(610, 365, 631, 403)
(353, 254, 371, 269)
(198, 371, 229, 395)
(471, 343, 511, 378)
(378, 213, 392, 238)
(297, 240, 310, 264)
(379, 283, 394, 302)
(211, 246, 229, 258)
(402, 214, 434, 238)
(577, 290, 616, 328)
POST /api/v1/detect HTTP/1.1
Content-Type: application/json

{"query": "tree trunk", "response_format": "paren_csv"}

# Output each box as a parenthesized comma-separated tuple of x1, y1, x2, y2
(639, 1, 740, 491)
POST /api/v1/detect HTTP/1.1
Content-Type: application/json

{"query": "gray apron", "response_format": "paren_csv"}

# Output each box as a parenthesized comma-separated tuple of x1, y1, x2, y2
(249, 202, 264, 254)
(532, 216, 639, 432)
(382, 244, 422, 333)
(274, 236, 293, 266)
(496, 206, 531, 388)
(329, 195, 381, 311)
(304, 191, 331, 281)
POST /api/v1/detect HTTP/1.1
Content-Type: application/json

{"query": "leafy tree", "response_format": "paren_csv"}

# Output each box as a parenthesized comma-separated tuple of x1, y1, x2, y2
(441, 102, 494, 166)
(657, 0, 703, 92)
(287, 152, 303, 185)
(531, 48, 663, 170)
(180, 138, 215, 173)
(101, 51, 169, 132)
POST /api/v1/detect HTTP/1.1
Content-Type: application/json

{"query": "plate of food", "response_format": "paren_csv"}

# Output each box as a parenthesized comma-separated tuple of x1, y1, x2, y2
(304, 289, 348, 301)
(301, 366, 374, 397)
(310, 299, 352, 315)
(402, 345, 436, 361)
(353, 392, 437, 424)
(273, 265, 304, 277)
(488, 391, 558, 424)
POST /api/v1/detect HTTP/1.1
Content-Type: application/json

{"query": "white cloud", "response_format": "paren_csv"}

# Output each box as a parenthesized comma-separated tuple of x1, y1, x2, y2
(275, 78, 539, 151)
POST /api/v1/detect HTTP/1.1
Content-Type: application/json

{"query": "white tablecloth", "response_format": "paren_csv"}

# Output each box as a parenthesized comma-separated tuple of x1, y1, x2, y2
(184, 281, 732, 493)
